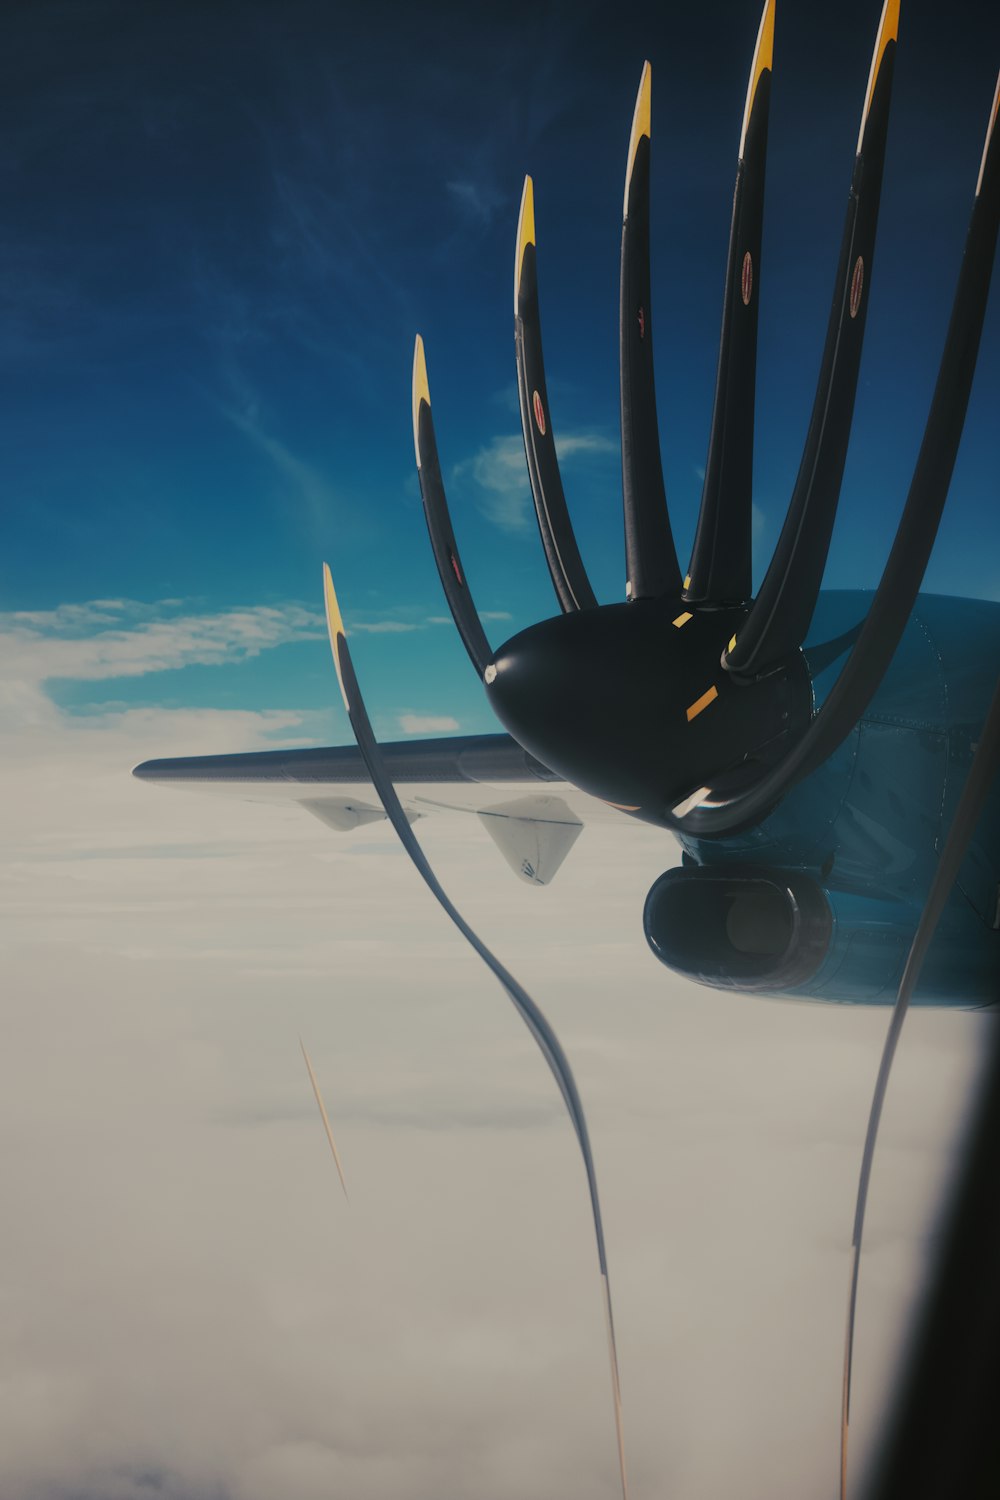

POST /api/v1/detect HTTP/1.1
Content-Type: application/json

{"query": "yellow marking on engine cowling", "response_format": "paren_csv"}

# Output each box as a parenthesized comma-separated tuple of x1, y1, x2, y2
(411, 335, 431, 468)
(686, 685, 719, 722)
(515, 175, 536, 310)
(623, 61, 652, 216)
(739, 0, 775, 159)
(857, 0, 899, 154)
(672, 611, 693, 628)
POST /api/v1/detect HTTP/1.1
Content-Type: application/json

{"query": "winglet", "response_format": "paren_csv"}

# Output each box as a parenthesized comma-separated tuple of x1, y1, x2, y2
(322, 562, 350, 715)
(412, 334, 431, 469)
(857, 0, 899, 154)
(515, 174, 536, 312)
(739, 0, 775, 159)
(623, 61, 652, 218)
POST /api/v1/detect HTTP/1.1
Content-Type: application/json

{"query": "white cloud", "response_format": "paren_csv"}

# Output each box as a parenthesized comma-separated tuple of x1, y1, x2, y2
(0, 601, 324, 729)
(398, 712, 460, 734)
(554, 433, 617, 461)
(453, 431, 616, 535)
(0, 598, 326, 735)
(453, 434, 533, 533)
(349, 613, 488, 636)
(0, 596, 989, 1500)
(349, 619, 422, 634)
(752, 501, 767, 543)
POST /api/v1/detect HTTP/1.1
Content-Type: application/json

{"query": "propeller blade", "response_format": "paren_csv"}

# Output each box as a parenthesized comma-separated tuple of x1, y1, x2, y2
(671, 67, 1000, 838)
(412, 336, 494, 680)
(515, 176, 598, 613)
(840, 673, 1000, 1500)
(300, 1037, 349, 1202)
(726, 0, 899, 674)
(321, 562, 628, 1500)
(684, 0, 774, 607)
(620, 62, 682, 601)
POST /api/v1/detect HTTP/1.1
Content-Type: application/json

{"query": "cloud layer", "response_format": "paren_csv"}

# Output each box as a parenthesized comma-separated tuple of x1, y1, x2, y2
(1, 597, 993, 1500)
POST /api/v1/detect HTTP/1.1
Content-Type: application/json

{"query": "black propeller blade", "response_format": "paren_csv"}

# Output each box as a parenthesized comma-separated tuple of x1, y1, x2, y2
(515, 176, 598, 613)
(671, 65, 1000, 837)
(412, 335, 494, 680)
(726, 0, 899, 675)
(620, 62, 682, 601)
(321, 563, 628, 1500)
(840, 672, 1000, 1500)
(684, 0, 774, 608)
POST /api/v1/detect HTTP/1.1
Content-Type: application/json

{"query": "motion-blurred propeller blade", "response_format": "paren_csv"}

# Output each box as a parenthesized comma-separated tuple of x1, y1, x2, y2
(684, 0, 774, 607)
(412, 336, 494, 680)
(300, 1037, 349, 1202)
(672, 67, 999, 838)
(620, 62, 682, 601)
(515, 176, 598, 613)
(321, 563, 628, 1500)
(726, 0, 899, 674)
(840, 673, 1000, 1500)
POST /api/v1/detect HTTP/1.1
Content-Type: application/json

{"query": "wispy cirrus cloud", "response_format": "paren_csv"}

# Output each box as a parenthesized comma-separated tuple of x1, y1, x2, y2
(398, 712, 460, 735)
(214, 362, 344, 536)
(446, 178, 505, 229)
(348, 611, 508, 635)
(452, 435, 532, 533)
(348, 616, 448, 635)
(453, 431, 617, 534)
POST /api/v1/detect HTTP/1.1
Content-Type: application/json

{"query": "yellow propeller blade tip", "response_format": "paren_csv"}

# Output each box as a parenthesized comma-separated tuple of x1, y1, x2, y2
(858, 0, 900, 153)
(739, 0, 776, 159)
(411, 334, 430, 466)
(321, 563, 350, 715)
(514, 175, 536, 309)
(623, 61, 652, 217)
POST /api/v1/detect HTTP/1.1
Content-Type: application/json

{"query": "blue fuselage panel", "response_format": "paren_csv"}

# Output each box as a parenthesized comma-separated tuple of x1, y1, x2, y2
(681, 592, 1000, 1005)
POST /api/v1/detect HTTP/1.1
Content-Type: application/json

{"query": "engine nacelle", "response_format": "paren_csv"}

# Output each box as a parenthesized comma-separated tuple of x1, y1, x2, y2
(643, 865, 999, 1005)
(643, 866, 832, 993)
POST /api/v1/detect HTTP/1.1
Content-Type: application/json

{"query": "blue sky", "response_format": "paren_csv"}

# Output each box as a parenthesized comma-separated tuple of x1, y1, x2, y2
(5, 0, 999, 748)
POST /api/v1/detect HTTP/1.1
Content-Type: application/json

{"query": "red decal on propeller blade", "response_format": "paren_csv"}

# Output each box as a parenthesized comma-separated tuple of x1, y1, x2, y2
(532, 389, 546, 435)
(637, 305, 646, 339)
(741, 250, 753, 306)
(449, 549, 463, 586)
(850, 256, 864, 319)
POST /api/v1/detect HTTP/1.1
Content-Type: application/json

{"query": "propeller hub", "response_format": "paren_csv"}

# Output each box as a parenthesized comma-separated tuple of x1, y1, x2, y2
(485, 597, 811, 827)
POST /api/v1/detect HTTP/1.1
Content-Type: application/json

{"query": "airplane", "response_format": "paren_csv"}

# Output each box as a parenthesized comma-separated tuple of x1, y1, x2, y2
(133, 2, 999, 1495)
(134, 0, 999, 1012)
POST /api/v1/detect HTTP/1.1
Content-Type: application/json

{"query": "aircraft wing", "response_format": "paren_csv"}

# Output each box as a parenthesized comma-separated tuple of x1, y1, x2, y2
(133, 732, 633, 885)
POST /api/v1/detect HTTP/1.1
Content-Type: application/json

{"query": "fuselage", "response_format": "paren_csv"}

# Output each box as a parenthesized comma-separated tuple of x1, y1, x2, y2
(673, 591, 1000, 1004)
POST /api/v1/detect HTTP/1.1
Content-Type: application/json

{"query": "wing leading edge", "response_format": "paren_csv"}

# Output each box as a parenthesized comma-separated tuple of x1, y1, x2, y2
(132, 733, 625, 885)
